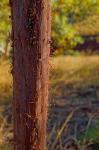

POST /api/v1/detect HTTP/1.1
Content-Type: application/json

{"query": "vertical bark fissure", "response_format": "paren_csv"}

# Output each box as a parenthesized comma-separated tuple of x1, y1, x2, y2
(10, 0, 51, 150)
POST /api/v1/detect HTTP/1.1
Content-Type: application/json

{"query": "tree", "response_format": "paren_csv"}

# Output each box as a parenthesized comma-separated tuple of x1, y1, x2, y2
(51, 0, 99, 54)
(10, 0, 51, 150)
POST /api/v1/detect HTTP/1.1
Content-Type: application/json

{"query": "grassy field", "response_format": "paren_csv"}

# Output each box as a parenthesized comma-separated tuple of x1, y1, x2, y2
(0, 58, 12, 105)
(0, 56, 99, 104)
(0, 56, 99, 149)
(50, 56, 99, 99)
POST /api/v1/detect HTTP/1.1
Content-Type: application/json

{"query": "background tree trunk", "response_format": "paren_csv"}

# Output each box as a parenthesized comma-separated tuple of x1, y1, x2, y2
(10, 0, 51, 150)
(2, 33, 11, 58)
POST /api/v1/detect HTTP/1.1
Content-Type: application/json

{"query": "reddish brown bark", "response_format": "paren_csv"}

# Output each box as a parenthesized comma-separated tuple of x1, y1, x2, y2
(10, 0, 51, 150)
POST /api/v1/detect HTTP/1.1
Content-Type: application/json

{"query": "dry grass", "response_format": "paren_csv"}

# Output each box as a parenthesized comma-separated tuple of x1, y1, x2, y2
(0, 144, 12, 150)
(0, 55, 99, 104)
(0, 58, 12, 105)
(50, 55, 99, 97)
(50, 110, 74, 150)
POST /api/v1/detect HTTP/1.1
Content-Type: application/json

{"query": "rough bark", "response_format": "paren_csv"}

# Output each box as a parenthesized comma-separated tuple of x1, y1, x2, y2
(10, 0, 51, 150)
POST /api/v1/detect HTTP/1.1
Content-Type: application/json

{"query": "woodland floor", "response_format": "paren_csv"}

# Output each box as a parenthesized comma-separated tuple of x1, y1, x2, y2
(0, 56, 99, 150)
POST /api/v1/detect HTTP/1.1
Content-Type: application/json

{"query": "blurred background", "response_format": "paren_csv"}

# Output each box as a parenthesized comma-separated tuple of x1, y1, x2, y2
(0, 0, 99, 149)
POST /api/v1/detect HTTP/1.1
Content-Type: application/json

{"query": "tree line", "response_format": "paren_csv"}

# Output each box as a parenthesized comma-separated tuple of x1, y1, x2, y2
(0, 0, 99, 57)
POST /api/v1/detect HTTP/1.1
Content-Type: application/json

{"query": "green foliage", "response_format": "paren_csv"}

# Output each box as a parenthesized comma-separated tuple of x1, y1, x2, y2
(0, 0, 99, 55)
(52, 0, 99, 54)
(79, 122, 99, 142)
(74, 14, 99, 36)
(0, 0, 11, 48)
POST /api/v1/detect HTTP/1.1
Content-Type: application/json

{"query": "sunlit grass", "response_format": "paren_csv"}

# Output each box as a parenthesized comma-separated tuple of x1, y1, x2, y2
(50, 55, 99, 97)
(1, 55, 99, 104)
(0, 58, 12, 105)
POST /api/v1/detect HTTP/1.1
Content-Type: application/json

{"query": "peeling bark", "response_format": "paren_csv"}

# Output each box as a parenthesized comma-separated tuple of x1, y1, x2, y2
(10, 0, 51, 150)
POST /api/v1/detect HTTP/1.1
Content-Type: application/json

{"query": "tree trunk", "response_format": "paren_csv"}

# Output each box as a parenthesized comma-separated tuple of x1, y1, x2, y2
(10, 0, 51, 150)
